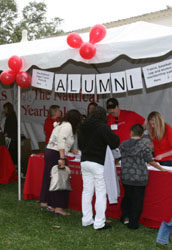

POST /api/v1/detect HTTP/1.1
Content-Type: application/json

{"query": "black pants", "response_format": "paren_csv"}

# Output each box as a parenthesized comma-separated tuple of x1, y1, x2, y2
(9, 139, 17, 165)
(121, 184, 146, 228)
(40, 148, 69, 208)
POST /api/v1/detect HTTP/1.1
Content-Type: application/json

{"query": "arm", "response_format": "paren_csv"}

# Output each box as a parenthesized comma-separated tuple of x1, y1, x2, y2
(101, 125, 120, 149)
(155, 125, 172, 161)
(58, 122, 73, 168)
(58, 149, 66, 169)
(154, 150, 172, 161)
(148, 161, 171, 172)
(142, 142, 172, 172)
(58, 122, 72, 149)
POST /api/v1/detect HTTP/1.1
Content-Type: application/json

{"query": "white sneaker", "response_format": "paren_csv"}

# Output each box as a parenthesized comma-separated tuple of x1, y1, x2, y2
(124, 217, 129, 224)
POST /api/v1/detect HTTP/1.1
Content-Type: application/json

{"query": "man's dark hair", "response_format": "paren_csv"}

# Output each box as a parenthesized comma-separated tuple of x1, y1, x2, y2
(106, 98, 119, 109)
(131, 124, 144, 136)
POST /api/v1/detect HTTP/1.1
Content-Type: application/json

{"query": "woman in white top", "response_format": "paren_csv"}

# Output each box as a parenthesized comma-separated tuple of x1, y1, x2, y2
(40, 109, 81, 216)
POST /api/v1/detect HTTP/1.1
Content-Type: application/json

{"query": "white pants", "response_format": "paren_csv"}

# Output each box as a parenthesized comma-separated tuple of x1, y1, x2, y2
(81, 161, 107, 229)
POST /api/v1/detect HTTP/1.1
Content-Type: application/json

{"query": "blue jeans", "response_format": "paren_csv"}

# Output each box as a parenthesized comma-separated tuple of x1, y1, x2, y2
(156, 219, 172, 246)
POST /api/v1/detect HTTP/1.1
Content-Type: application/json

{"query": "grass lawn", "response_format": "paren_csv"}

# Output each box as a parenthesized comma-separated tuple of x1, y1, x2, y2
(0, 181, 168, 250)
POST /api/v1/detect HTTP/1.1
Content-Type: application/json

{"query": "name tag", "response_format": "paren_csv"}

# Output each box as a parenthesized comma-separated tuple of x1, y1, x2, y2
(111, 124, 118, 130)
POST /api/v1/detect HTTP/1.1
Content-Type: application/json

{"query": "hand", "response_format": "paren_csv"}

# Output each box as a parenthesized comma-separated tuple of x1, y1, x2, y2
(154, 154, 163, 161)
(58, 159, 66, 169)
(58, 164, 65, 169)
(162, 169, 172, 173)
(71, 149, 78, 154)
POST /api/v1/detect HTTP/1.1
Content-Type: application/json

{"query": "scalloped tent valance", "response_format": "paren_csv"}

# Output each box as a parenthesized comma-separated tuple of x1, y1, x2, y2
(0, 21, 172, 71)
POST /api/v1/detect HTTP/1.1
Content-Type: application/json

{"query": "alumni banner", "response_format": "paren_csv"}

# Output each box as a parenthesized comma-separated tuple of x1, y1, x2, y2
(32, 59, 172, 94)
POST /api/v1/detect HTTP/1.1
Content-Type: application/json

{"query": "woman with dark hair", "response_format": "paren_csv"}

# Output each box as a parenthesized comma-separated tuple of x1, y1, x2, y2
(87, 102, 98, 116)
(78, 106, 120, 230)
(40, 109, 81, 216)
(3, 102, 17, 165)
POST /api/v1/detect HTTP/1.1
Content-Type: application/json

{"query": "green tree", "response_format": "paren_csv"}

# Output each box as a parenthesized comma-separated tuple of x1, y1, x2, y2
(0, 0, 18, 44)
(0, 0, 63, 44)
(16, 1, 63, 41)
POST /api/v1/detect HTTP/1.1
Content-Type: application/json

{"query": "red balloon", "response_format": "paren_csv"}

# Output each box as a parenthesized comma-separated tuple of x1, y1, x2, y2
(79, 42, 96, 59)
(8, 55, 23, 73)
(16, 72, 32, 88)
(0, 70, 16, 85)
(67, 33, 83, 48)
(89, 24, 106, 44)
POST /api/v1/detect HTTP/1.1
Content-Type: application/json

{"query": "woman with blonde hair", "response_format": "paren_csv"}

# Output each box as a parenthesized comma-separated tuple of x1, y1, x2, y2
(147, 111, 172, 166)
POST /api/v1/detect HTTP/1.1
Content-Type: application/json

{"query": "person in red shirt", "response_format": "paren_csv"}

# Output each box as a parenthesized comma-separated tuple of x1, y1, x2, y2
(106, 98, 145, 144)
(44, 105, 62, 144)
(148, 111, 172, 166)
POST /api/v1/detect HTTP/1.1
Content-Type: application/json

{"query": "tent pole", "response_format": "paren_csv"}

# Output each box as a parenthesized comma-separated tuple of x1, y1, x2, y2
(17, 29, 28, 200)
(17, 86, 21, 200)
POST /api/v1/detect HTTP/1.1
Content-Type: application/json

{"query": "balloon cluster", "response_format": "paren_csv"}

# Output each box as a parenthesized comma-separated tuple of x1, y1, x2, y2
(0, 56, 32, 88)
(67, 24, 106, 59)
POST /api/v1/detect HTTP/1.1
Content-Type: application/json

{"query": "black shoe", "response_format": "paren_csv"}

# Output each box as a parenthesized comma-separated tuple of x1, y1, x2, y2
(127, 223, 139, 230)
(96, 223, 112, 230)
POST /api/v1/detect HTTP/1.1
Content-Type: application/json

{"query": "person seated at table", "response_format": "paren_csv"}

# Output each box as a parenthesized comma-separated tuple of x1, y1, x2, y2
(119, 124, 169, 230)
(147, 111, 172, 167)
(87, 102, 98, 116)
(3, 102, 17, 165)
(106, 97, 145, 143)
(44, 105, 62, 145)
(78, 106, 120, 230)
(40, 109, 81, 216)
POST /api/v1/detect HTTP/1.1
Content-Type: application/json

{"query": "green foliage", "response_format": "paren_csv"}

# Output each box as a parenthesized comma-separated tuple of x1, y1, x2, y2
(0, 181, 170, 250)
(0, 0, 18, 44)
(0, 0, 63, 45)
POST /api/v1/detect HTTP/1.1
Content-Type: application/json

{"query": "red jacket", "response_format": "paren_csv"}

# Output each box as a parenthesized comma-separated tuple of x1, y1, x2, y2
(44, 116, 61, 144)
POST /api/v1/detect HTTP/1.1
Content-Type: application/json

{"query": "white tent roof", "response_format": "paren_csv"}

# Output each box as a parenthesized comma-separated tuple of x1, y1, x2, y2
(0, 21, 172, 71)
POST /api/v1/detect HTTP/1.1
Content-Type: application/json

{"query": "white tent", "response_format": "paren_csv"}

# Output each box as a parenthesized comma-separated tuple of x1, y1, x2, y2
(0, 21, 172, 200)
(0, 21, 172, 71)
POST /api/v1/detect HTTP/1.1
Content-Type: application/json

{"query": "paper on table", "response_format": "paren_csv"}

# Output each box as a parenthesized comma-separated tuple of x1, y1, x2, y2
(67, 151, 81, 161)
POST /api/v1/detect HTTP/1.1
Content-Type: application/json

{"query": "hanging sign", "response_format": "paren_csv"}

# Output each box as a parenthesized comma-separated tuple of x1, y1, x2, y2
(32, 69, 54, 90)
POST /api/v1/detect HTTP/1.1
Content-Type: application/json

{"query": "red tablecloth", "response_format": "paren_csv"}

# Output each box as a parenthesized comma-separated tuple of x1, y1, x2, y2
(0, 145, 18, 184)
(23, 153, 172, 228)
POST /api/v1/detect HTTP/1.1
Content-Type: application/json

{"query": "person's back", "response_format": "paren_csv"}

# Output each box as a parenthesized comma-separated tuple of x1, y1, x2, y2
(119, 124, 169, 229)
(79, 108, 119, 166)
(78, 106, 119, 230)
(120, 137, 152, 186)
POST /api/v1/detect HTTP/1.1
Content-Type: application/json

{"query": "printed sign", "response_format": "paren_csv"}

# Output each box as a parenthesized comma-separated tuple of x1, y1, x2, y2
(143, 59, 172, 88)
(32, 69, 54, 90)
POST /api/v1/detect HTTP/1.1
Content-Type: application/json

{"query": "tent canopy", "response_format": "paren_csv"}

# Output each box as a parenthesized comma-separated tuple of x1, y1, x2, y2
(0, 21, 172, 71)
